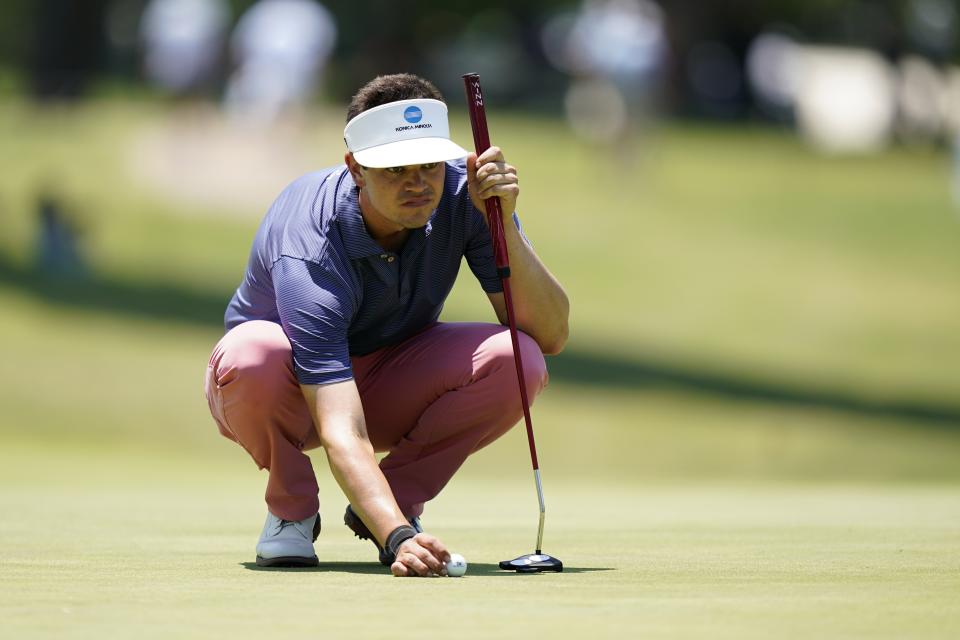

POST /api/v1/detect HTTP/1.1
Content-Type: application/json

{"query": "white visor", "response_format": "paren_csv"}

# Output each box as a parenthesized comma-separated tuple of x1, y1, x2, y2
(344, 98, 469, 168)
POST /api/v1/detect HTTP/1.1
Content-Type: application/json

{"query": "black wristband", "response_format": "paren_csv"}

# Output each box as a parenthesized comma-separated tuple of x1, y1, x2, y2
(384, 525, 418, 563)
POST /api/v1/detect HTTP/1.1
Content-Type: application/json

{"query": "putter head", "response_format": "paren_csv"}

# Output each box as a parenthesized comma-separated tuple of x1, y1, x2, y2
(499, 553, 563, 573)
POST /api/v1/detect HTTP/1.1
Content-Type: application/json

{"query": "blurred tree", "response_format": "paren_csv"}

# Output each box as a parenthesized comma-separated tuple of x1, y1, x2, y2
(0, 1, 33, 72)
(28, 0, 109, 100)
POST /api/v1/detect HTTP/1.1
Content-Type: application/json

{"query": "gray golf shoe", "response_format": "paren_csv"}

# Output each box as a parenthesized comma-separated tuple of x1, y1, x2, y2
(255, 511, 321, 567)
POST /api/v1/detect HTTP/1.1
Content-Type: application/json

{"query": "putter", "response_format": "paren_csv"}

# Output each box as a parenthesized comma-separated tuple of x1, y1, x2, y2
(462, 73, 563, 574)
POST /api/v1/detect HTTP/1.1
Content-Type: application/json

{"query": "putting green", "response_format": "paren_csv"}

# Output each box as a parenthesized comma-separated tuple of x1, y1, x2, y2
(2, 443, 958, 639)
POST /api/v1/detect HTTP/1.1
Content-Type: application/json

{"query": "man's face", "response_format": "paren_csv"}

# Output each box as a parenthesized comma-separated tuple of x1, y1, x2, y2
(347, 154, 446, 233)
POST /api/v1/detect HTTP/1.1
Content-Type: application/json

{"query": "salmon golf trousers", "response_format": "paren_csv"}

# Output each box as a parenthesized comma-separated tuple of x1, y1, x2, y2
(204, 320, 548, 522)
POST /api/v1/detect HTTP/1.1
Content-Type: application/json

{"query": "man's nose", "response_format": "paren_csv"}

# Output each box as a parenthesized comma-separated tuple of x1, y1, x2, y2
(406, 169, 427, 190)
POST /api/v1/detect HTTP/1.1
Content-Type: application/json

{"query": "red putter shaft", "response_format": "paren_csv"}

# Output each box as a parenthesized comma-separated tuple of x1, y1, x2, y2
(462, 72, 540, 472)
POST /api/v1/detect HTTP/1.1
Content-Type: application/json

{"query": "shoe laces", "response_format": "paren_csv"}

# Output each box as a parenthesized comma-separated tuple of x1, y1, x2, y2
(275, 518, 300, 535)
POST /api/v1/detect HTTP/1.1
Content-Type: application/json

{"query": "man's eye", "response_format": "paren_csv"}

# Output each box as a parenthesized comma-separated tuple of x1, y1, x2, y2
(386, 166, 405, 174)
(420, 162, 440, 170)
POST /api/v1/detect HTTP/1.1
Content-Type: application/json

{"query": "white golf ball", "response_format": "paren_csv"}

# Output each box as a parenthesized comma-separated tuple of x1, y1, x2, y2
(446, 553, 467, 577)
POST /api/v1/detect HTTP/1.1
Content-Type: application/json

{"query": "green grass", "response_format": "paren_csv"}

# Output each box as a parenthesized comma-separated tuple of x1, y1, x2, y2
(2, 447, 958, 639)
(1, 97, 959, 637)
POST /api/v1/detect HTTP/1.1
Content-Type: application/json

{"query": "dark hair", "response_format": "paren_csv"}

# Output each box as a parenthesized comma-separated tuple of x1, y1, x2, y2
(346, 74, 444, 123)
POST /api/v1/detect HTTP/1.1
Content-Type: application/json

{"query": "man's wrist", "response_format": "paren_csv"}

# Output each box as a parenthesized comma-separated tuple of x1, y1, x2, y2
(384, 524, 417, 562)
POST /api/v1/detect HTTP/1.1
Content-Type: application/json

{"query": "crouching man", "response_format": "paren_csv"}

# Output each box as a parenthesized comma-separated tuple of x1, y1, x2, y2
(204, 73, 569, 576)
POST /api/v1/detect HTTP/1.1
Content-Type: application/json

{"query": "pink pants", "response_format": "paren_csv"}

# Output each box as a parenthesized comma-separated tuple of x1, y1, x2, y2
(204, 320, 548, 522)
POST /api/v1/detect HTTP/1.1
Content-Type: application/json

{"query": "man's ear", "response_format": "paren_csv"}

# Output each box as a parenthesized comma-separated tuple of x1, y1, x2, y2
(345, 152, 365, 187)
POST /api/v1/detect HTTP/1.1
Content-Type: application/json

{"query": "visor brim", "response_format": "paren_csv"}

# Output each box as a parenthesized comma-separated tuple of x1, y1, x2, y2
(352, 137, 469, 168)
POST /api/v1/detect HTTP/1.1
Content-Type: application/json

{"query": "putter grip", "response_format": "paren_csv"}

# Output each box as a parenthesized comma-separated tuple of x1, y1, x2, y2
(462, 73, 509, 271)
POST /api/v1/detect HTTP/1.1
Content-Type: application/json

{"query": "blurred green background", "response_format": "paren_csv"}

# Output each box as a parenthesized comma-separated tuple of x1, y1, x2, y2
(1, 1, 959, 638)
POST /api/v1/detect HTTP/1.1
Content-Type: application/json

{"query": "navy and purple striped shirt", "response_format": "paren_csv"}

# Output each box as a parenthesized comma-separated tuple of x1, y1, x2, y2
(225, 159, 517, 385)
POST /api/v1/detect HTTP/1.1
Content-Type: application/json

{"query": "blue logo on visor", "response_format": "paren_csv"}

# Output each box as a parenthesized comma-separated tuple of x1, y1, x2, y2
(404, 106, 423, 123)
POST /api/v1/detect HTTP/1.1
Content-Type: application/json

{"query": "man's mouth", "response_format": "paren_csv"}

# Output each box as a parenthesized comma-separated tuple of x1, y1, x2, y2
(402, 196, 433, 207)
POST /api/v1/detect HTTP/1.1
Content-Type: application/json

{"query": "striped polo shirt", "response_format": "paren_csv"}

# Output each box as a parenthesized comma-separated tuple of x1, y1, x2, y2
(224, 159, 519, 385)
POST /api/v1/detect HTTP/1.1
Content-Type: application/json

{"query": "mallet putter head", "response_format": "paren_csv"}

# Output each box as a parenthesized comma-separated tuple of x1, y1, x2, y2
(499, 553, 563, 573)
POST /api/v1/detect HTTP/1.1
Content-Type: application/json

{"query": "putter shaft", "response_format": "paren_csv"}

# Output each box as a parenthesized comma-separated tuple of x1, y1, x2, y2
(464, 72, 551, 557)
(534, 468, 545, 554)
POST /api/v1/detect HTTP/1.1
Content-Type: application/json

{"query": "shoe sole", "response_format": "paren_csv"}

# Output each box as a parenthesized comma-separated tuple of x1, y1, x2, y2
(255, 555, 319, 568)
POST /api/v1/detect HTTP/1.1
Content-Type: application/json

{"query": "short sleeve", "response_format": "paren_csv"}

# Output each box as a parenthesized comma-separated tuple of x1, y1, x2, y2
(272, 256, 355, 385)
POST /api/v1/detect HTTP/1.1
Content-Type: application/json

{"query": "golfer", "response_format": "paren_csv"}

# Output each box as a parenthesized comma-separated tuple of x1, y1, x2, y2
(203, 73, 569, 577)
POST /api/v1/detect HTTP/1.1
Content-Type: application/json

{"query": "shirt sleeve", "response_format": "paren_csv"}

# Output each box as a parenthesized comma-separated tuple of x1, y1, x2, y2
(272, 256, 355, 385)
(464, 205, 528, 294)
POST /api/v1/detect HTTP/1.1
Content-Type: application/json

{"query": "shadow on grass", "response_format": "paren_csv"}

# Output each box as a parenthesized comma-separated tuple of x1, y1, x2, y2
(468, 563, 613, 576)
(240, 561, 386, 575)
(2, 254, 958, 428)
(240, 561, 612, 576)
(0, 254, 227, 328)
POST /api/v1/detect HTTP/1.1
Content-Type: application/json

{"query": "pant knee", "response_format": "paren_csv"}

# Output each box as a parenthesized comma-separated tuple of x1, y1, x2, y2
(517, 331, 548, 396)
(486, 330, 548, 401)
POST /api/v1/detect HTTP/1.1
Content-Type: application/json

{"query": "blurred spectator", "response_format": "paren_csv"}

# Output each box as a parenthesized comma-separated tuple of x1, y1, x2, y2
(747, 26, 960, 154)
(565, 0, 667, 88)
(223, 0, 337, 124)
(795, 47, 896, 154)
(896, 55, 948, 143)
(746, 31, 802, 118)
(35, 190, 87, 278)
(953, 133, 960, 210)
(542, 0, 667, 145)
(946, 68, 960, 137)
(139, 0, 230, 97)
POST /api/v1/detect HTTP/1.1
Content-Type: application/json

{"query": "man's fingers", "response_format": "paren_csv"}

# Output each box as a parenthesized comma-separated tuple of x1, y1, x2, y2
(476, 171, 518, 192)
(468, 148, 519, 213)
(411, 535, 447, 574)
(474, 162, 516, 183)
(473, 145, 512, 182)
(403, 551, 432, 576)
(388, 535, 451, 577)
(471, 161, 519, 213)
(477, 179, 519, 200)
(472, 162, 517, 205)
(412, 534, 449, 576)
(477, 189, 518, 206)
(415, 534, 451, 565)
(391, 538, 436, 576)
(477, 146, 504, 165)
